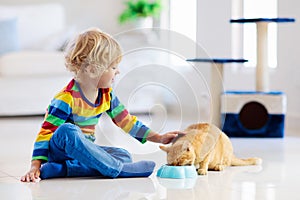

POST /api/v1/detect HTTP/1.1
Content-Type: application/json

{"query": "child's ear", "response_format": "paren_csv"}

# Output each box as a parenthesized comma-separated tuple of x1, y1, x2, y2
(159, 145, 169, 152)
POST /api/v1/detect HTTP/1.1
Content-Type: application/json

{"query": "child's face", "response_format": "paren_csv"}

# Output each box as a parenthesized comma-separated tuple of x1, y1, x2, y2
(97, 63, 120, 88)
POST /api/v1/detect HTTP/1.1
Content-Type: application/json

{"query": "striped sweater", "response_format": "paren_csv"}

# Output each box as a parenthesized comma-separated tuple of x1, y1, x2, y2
(32, 79, 151, 162)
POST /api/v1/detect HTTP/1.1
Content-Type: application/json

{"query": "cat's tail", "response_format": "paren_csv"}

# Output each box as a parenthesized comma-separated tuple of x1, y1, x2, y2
(230, 156, 262, 166)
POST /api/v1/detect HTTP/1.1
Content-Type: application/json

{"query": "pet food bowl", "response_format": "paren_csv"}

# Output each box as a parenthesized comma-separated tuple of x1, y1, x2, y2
(156, 165, 198, 179)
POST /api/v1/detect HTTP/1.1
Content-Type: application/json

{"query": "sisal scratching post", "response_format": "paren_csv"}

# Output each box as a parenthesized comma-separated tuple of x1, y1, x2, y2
(256, 22, 269, 92)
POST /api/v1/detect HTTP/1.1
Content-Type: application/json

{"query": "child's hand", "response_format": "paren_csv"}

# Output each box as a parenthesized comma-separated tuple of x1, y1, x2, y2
(20, 160, 42, 182)
(147, 131, 185, 144)
(21, 167, 40, 182)
(159, 131, 185, 144)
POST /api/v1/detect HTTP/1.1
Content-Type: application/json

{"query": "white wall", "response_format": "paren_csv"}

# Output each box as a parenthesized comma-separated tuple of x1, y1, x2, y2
(277, 0, 300, 131)
(0, 0, 127, 34)
(1, 0, 299, 131)
(197, 0, 232, 57)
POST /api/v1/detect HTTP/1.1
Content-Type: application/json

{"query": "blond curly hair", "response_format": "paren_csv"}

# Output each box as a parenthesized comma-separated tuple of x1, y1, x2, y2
(65, 28, 122, 78)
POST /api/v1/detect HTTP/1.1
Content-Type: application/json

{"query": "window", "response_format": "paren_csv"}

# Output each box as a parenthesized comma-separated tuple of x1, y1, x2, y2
(166, 0, 197, 67)
(233, 0, 277, 68)
(169, 0, 196, 42)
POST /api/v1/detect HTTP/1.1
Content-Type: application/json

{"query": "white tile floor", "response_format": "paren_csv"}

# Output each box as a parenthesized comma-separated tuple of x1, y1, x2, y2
(0, 116, 300, 200)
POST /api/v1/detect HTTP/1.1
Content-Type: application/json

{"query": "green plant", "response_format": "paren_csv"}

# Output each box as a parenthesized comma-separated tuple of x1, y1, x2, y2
(118, 0, 162, 24)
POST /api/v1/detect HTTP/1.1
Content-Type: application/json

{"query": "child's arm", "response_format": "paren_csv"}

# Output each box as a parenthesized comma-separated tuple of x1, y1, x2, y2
(106, 90, 151, 143)
(22, 90, 73, 183)
(32, 91, 72, 162)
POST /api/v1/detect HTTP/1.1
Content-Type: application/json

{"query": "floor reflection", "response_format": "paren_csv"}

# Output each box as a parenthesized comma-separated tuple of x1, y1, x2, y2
(155, 164, 264, 200)
(25, 177, 156, 200)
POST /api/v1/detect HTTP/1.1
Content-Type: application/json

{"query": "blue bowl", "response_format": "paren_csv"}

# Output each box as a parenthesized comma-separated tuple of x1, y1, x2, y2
(156, 165, 198, 179)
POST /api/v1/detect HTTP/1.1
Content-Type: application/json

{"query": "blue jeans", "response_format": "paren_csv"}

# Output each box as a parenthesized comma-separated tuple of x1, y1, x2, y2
(47, 123, 132, 178)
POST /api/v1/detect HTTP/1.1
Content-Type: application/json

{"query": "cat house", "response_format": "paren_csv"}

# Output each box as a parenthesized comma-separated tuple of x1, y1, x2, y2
(221, 91, 286, 137)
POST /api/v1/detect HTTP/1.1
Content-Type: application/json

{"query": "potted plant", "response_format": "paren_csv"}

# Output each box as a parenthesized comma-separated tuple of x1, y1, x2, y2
(118, 0, 162, 28)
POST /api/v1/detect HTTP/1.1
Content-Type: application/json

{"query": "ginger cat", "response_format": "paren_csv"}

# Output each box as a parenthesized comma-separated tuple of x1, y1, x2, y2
(160, 123, 262, 175)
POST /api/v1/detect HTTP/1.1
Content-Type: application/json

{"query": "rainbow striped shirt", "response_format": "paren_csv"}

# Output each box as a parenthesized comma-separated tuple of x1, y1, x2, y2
(32, 79, 151, 162)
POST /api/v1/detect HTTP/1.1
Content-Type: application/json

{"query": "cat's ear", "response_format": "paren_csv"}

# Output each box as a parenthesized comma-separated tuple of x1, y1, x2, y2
(159, 145, 169, 152)
(183, 141, 192, 152)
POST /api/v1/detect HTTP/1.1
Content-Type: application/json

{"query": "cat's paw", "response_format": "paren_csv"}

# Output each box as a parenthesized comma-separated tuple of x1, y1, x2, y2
(254, 158, 263, 165)
(214, 164, 225, 171)
(197, 168, 208, 175)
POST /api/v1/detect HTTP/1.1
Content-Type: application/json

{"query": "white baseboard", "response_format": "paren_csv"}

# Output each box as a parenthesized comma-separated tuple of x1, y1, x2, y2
(286, 114, 300, 132)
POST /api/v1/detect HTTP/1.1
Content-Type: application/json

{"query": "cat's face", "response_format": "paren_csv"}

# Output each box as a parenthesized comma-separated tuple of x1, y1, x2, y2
(160, 141, 196, 166)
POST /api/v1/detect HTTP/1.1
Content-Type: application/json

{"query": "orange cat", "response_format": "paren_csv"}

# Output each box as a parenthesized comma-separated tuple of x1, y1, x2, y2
(160, 123, 262, 175)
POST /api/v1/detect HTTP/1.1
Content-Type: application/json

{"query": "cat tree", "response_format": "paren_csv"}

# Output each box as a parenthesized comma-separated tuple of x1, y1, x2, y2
(188, 17, 295, 137)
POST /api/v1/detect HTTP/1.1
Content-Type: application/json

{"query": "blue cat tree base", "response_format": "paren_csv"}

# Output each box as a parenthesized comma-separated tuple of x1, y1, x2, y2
(221, 91, 286, 138)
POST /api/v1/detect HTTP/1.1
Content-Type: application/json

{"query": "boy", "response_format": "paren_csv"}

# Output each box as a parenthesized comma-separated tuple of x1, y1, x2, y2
(21, 28, 181, 182)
